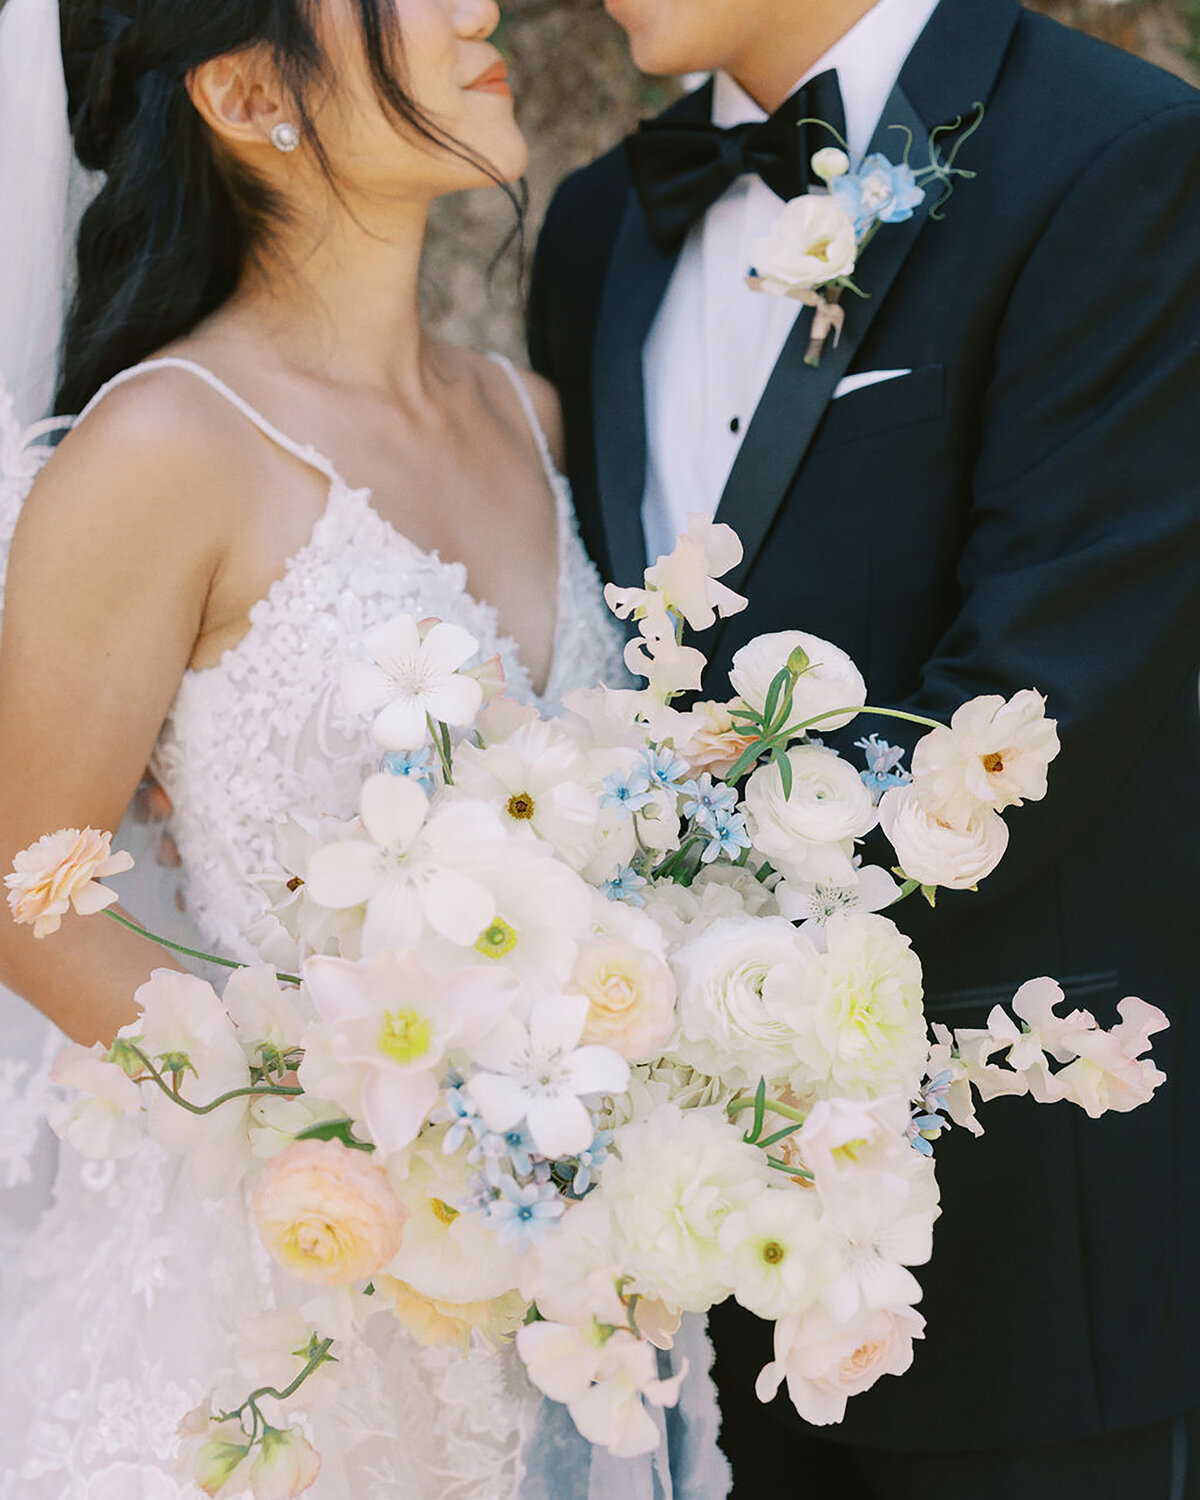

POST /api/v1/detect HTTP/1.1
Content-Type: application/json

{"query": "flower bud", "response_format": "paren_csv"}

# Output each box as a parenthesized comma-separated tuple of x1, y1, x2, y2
(811, 147, 850, 183)
(193, 1434, 251, 1497)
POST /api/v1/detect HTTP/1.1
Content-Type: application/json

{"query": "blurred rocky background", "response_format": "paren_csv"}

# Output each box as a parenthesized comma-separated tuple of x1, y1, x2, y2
(420, 0, 1200, 358)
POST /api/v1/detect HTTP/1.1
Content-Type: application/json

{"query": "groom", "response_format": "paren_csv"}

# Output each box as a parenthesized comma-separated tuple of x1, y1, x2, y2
(530, 0, 1200, 1493)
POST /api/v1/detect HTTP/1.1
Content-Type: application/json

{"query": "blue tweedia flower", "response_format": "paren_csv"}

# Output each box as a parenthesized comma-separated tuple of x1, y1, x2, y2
(644, 747, 690, 789)
(484, 1175, 565, 1251)
(473, 1124, 538, 1184)
(603, 866, 649, 907)
(680, 773, 739, 831)
(435, 1078, 485, 1155)
(600, 766, 655, 816)
(832, 154, 926, 234)
(460, 1173, 499, 1216)
(380, 747, 437, 794)
(561, 1130, 614, 1197)
(701, 809, 752, 865)
(855, 733, 911, 803)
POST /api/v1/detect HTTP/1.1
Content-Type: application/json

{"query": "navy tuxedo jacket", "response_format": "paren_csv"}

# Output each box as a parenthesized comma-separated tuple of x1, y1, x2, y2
(530, 0, 1200, 1454)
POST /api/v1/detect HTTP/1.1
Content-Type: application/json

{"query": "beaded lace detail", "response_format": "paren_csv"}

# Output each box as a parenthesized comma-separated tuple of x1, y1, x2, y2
(0, 357, 641, 1499)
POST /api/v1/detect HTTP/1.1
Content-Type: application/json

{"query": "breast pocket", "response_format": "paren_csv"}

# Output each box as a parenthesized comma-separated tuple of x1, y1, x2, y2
(814, 363, 946, 451)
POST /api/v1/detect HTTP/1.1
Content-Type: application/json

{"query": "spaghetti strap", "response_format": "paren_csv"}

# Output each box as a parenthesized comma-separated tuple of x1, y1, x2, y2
(74, 357, 344, 486)
(487, 351, 561, 496)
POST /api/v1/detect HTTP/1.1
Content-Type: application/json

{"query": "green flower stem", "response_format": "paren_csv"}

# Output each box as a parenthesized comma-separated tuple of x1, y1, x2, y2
(130, 1046, 303, 1117)
(767, 1157, 814, 1181)
(102, 910, 301, 987)
(428, 715, 455, 786)
(791, 704, 945, 736)
(728, 1096, 808, 1126)
(223, 1337, 337, 1443)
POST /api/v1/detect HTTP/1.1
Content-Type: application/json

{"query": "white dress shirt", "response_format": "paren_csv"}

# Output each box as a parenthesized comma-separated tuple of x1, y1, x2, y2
(641, 0, 942, 566)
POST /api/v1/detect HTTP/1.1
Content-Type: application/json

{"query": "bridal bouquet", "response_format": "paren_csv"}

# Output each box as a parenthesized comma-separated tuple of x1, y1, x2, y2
(9, 518, 1168, 1496)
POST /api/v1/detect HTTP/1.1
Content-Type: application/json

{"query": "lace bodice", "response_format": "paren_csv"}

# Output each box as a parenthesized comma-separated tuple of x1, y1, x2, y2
(67, 356, 630, 959)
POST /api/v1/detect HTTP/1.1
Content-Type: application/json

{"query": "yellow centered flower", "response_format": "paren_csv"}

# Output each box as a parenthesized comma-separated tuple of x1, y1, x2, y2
(810, 236, 833, 263)
(430, 1196, 460, 1226)
(506, 791, 537, 821)
(378, 1007, 433, 1064)
(476, 917, 519, 960)
(761, 1240, 786, 1265)
(832, 1137, 871, 1165)
(982, 751, 1005, 774)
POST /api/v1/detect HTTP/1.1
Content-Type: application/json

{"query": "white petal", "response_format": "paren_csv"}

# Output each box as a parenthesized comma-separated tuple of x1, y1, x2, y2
(301, 956, 374, 1023)
(371, 696, 432, 752)
(526, 1091, 594, 1158)
(419, 867, 496, 947)
(572, 1380, 661, 1459)
(362, 881, 424, 956)
(422, 800, 506, 869)
(421, 675, 484, 729)
(467, 1071, 530, 1133)
(305, 840, 383, 909)
(71, 882, 120, 917)
(360, 773, 429, 851)
(340, 659, 397, 717)
(361, 1067, 438, 1154)
(529, 993, 590, 1058)
(364, 613, 422, 670)
(419, 621, 480, 674)
(562, 1045, 631, 1098)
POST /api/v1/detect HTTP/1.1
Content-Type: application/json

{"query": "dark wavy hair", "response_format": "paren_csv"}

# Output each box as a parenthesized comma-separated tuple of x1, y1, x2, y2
(57, 0, 510, 414)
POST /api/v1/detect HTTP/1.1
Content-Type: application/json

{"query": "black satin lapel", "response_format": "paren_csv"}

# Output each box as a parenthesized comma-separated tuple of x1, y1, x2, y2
(711, 86, 934, 610)
(591, 193, 681, 590)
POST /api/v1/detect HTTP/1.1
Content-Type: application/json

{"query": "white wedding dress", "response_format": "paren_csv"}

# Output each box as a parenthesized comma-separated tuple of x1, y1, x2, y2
(0, 356, 730, 1500)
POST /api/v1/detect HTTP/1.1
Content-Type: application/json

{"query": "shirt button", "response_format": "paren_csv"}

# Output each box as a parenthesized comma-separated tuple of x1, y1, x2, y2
(729, 416, 741, 434)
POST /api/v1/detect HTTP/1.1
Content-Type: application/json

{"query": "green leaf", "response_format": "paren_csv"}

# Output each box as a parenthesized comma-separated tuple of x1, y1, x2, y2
(762, 667, 791, 729)
(774, 747, 794, 799)
(724, 740, 766, 785)
(294, 1118, 375, 1152)
(744, 1078, 768, 1145)
(921, 884, 938, 909)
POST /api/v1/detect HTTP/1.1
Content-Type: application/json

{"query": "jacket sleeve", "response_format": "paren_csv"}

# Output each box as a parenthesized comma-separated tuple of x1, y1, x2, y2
(889, 100, 1200, 905)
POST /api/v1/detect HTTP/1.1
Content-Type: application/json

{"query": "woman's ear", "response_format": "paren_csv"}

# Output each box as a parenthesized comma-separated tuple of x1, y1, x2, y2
(187, 50, 291, 151)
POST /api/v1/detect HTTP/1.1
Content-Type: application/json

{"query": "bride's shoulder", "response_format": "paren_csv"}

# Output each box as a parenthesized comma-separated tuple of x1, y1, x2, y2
(479, 350, 565, 473)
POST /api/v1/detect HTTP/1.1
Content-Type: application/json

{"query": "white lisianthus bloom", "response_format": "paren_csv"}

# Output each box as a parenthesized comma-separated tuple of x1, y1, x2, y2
(717, 1186, 828, 1320)
(775, 865, 901, 941)
(671, 915, 819, 1089)
(299, 950, 516, 1155)
(304, 774, 505, 953)
(791, 913, 926, 1101)
(47, 1043, 144, 1160)
(745, 746, 878, 887)
(749, 193, 859, 295)
(756, 1301, 925, 1425)
(467, 993, 630, 1158)
(130, 969, 252, 1199)
(452, 719, 602, 869)
(879, 783, 1009, 890)
(340, 612, 483, 750)
(729, 630, 867, 736)
(600, 1105, 770, 1311)
(384, 1131, 524, 1302)
(910, 690, 1060, 830)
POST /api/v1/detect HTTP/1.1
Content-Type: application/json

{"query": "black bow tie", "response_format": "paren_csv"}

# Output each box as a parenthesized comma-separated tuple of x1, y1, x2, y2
(626, 71, 848, 254)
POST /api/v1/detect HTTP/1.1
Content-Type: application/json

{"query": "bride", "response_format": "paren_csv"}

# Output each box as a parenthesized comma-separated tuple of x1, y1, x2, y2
(0, 0, 727, 1495)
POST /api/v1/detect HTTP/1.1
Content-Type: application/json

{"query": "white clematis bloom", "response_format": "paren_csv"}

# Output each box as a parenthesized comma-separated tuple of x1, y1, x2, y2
(729, 630, 867, 736)
(340, 612, 484, 750)
(745, 745, 878, 887)
(467, 993, 630, 1158)
(303, 773, 505, 954)
(300, 950, 516, 1155)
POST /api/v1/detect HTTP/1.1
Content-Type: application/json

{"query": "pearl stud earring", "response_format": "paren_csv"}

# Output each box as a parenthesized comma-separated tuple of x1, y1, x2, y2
(271, 121, 300, 153)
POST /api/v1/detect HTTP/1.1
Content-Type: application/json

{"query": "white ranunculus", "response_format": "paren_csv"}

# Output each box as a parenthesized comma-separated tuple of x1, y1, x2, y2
(878, 783, 1009, 890)
(600, 1105, 770, 1312)
(729, 630, 867, 737)
(756, 1301, 925, 1425)
(717, 1185, 829, 1321)
(790, 913, 927, 1101)
(910, 690, 1060, 830)
(670, 916, 819, 1090)
(749, 193, 859, 294)
(745, 746, 878, 887)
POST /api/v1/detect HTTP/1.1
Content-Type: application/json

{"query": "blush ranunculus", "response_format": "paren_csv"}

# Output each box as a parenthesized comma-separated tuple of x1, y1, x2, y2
(574, 939, 678, 1062)
(252, 1138, 408, 1286)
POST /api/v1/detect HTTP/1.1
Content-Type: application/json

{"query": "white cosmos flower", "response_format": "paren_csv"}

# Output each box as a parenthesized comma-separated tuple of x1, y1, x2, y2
(304, 774, 505, 954)
(729, 630, 867, 736)
(467, 993, 630, 1158)
(744, 745, 878, 887)
(452, 719, 601, 867)
(341, 613, 484, 750)
(717, 1186, 829, 1321)
(879, 783, 1009, 890)
(299, 950, 516, 1155)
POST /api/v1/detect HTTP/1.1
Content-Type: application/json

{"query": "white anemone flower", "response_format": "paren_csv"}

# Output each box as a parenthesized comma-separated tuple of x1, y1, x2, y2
(341, 613, 484, 750)
(467, 994, 630, 1158)
(304, 774, 505, 954)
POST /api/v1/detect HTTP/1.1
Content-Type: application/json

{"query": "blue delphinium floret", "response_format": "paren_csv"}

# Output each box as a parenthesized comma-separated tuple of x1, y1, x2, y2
(855, 733, 911, 802)
(832, 154, 925, 234)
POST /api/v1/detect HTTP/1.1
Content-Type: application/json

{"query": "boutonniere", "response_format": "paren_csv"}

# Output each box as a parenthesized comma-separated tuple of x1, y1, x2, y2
(746, 108, 985, 368)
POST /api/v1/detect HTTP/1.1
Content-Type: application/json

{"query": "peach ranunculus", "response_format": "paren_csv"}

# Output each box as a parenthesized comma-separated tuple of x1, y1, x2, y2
(252, 1139, 408, 1286)
(573, 939, 678, 1062)
(673, 700, 760, 779)
(375, 1276, 527, 1354)
(5, 827, 134, 938)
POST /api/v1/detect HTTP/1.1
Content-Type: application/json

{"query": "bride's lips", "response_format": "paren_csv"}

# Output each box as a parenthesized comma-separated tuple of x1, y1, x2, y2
(465, 60, 512, 97)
